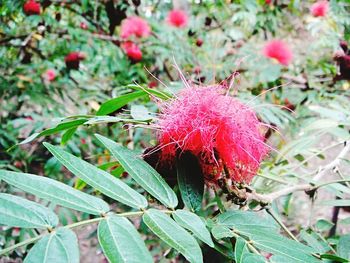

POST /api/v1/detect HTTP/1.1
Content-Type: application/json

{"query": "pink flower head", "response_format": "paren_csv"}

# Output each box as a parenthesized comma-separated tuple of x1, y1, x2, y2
(265, 0, 272, 4)
(120, 16, 151, 39)
(263, 40, 293, 66)
(121, 41, 142, 62)
(43, 69, 56, 82)
(166, 9, 188, 28)
(156, 86, 268, 184)
(23, 0, 41, 16)
(64, 52, 86, 70)
(310, 1, 329, 17)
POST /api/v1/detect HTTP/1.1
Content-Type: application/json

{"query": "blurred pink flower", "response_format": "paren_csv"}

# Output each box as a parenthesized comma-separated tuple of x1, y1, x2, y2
(263, 40, 293, 66)
(121, 41, 142, 62)
(23, 0, 41, 16)
(166, 9, 188, 28)
(44, 69, 56, 82)
(120, 17, 151, 39)
(310, 1, 329, 17)
(65, 52, 86, 70)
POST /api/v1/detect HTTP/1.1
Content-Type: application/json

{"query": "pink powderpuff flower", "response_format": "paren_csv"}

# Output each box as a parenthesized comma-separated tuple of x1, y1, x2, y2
(121, 41, 142, 62)
(120, 16, 151, 39)
(65, 52, 86, 70)
(263, 40, 293, 66)
(265, 0, 273, 4)
(23, 0, 41, 16)
(155, 85, 269, 184)
(166, 9, 188, 28)
(310, 1, 329, 17)
(43, 69, 56, 82)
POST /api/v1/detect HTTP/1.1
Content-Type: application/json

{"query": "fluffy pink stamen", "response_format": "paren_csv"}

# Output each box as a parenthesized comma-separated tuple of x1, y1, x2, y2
(156, 86, 269, 184)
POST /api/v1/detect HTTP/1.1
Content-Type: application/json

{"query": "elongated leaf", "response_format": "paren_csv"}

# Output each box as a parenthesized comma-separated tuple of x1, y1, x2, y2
(9, 119, 88, 150)
(338, 234, 350, 260)
(0, 193, 58, 229)
(128, 84, 171, 100)
(177, 152, 204, 212)
(95, 134, 178, 208)
(319, 199, 350, 206)
(214, 211, 319, 263)
(173, 210, 214, 247)
(96, 91, 147, 115)
(44, 143, 148, 209)
(237, 228, 319, 263)
(143, 209, 203, 263)
(0, 170, 109, 215)
(216, 210, 278, 231)
(235, 237, 249, 263)
(242, 253, 266, 263)
(61, 127, 78, 145)
(24, 228, 79, 263)
(98, 215, 152, 263)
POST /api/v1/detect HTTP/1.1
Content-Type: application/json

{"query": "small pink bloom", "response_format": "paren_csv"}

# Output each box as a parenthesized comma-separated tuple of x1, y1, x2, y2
(121, 41, 142, 62)
(80, 22, 88, 30)
(265, 0, 272, 4)
(148, 81, 158, 88)
(120, 16, 151, 39)
(310, 1, 329, 17)
(44, 69, 56, 82)
(263, 40, 293, 66)
(65, 52, 86, 70)
(166, 9, 188, 28)
(23, 0, 41, 16)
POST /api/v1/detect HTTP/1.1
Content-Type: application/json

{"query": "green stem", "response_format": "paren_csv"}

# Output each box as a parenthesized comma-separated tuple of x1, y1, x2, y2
(314, 179, 350, 189)
(266, 207, 298, 242)
(0, 209, 172, 256)
(0, 234, 45, 256)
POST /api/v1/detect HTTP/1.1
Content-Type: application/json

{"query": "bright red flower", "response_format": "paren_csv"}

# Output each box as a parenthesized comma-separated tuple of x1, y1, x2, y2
(166, 9, 188, 28)
(23, 0, 41, 16)
(43, 69, 56, 82)
(263, 40, 293, 66)
(265, 0, 272, 4)
(121, 41, 142, 62)
(64, 52, 86, 70)
(156, 86, 268, 184)
(120, 16, 151, 39)
(310, 1, 329, 17)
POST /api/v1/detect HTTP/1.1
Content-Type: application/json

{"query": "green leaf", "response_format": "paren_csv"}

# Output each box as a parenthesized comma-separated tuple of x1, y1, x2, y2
(98, 214, 153, 263)
(127, 84, 172, 100)
(143, 209, 203, 263)
(242, 253, 266, 263)
(95, 134, 178, 208)
(338, 234, 350, 260)
(215, 210, 278, 231)
(176, 152, 204, 212)
(211, 225, 234, 240)
(130, 105, 152, 121)
(319, 199, 350, 206)
(44, 143, 147, 209)
(173, 210, 214, 247)
(0, 193, 58, 229)
(61, 127, 78, 145)
(234, 237, 249, 263)
(315, 219, 334, 232)
(214, 211, 320, 263)
(96, 91, 147, 116)
(320, 254, 349, 262)
(237, 228, 319, 263)
(9, 119, 88, 150)
(24, 228, 79, 263)
(0, 170, 109, 215)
